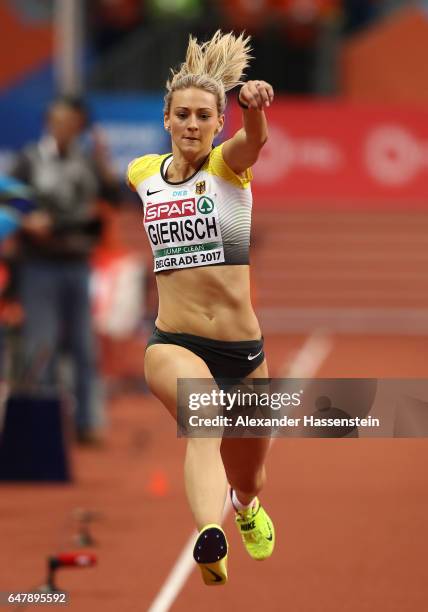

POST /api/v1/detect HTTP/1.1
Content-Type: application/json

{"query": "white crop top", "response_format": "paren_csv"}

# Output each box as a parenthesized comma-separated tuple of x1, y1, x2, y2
(127, 143, 253, 273)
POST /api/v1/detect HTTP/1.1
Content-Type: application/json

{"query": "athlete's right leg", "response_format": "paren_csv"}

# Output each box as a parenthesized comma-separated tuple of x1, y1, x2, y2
(144, 344, 228, 530)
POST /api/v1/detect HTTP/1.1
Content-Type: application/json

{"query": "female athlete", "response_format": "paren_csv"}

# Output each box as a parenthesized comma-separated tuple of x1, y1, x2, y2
(127, 30, 275, 586)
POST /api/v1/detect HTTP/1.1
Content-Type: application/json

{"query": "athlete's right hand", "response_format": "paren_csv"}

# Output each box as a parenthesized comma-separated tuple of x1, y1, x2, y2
(238, 80, 274, 111)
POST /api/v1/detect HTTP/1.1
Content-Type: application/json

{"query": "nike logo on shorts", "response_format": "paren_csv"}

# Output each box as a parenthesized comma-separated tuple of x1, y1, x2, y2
(248, 348, 263, 361)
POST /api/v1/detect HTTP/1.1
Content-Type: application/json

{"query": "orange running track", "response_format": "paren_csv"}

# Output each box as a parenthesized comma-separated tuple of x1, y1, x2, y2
(1, 333, 428, 611)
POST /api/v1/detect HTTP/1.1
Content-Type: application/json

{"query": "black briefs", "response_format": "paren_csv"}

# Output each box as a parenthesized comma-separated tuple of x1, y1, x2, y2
(147, 327, 265, 381)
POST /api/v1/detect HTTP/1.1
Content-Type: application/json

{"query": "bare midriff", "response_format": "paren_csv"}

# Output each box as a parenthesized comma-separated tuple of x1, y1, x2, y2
(155, 265, 261, 341)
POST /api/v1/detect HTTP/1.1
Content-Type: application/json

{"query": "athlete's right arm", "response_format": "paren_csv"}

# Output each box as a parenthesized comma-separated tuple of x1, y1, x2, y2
(222, 80, 274, 176)
(126, 155, 162, 193)
(126, 157, 143, 192)
(126, 161, 137, 192)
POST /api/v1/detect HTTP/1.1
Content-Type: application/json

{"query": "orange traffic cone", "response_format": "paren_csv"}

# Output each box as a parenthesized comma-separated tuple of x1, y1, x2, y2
(146, 469, 169, 497)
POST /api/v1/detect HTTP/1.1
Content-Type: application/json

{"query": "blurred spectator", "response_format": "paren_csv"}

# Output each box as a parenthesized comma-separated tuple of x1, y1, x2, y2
(275, 0, 340, 93)
(342, 0, 380, 33)
(146, 0, 203, 20)
(218, 0, 339, 93)
(90, 0, 144, 53)
(0, 176, 35, 382)
(9, 96, 120, 444)
(342, 0, 408, 35)
(218, 0, 272, 32)
(0, 252, 23, 383)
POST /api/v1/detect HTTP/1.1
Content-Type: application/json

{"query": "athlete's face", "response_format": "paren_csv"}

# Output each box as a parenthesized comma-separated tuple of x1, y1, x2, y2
(165, 88, 224, 157)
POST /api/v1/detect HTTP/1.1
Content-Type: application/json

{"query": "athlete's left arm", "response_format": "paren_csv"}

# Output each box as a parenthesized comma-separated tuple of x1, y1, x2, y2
(222, 80, 274, 175)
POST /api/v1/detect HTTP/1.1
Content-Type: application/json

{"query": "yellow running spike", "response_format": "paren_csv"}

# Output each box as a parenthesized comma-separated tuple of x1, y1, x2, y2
(193, 524, 228, 585)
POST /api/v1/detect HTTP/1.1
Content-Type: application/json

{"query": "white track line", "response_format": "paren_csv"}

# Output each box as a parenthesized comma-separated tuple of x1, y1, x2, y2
(146, 529, 198, 612)
(282, 331, 332, 378)
(147, 332, 332, 612)
(147, 497, 232, 612)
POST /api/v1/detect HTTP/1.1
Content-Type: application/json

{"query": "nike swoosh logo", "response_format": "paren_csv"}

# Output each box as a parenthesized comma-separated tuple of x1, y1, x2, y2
(205, 567, 223, 583)
(248, 348, 263, 361)
(146, 188, 164, 196)
(266, 524, 273, 541)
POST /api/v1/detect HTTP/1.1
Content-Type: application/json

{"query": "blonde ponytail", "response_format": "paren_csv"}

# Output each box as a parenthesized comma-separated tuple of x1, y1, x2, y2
(164, 30, 252, 115)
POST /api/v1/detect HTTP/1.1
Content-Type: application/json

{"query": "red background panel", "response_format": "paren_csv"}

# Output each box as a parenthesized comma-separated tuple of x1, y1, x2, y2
(229, 100, 428, 209)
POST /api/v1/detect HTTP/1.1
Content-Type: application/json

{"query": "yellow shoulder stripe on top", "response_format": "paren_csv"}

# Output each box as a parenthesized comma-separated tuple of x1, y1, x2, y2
(206, 144, 253, 189)
(127, 154, 167, 190)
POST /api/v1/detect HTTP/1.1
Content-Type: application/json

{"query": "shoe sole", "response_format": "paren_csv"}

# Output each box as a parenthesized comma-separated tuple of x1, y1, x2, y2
(193, 525, 228, 586)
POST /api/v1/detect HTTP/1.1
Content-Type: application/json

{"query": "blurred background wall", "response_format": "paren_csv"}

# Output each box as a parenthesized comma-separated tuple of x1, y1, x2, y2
(1, 5, 428, 605)
(1, 0, 427, 385)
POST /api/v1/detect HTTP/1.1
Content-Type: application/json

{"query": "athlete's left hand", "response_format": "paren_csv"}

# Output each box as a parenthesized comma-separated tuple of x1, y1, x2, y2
(238, 80, 274, 111)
